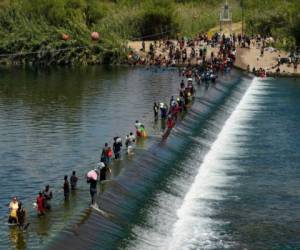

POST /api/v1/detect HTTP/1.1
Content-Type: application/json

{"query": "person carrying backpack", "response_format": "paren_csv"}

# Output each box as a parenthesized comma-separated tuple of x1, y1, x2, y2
(17, 202, 29, 230)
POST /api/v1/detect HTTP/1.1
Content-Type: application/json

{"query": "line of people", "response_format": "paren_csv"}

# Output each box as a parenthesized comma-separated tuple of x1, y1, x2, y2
(86, 121, 148, 207)
(87, 34, 236, 204)
(152, 35, 235, 139)
(7, 34, 235, 230)
(153, 75, 196, 139)
(7, 171, 78, 228)
(7, 120, 147, 225)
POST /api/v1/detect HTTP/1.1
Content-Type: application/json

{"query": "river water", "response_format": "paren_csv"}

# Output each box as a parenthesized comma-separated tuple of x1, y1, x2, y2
(0, 66, 183, 249)
(0, 66, 299, 250)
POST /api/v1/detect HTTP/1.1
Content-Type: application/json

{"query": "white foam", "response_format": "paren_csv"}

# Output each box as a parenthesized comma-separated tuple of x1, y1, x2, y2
(167, 78, 261, 250)
(125, 78, 263, 250)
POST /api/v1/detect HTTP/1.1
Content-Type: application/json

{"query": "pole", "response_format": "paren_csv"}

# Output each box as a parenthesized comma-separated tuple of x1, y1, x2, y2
(241, 0, 244, 36)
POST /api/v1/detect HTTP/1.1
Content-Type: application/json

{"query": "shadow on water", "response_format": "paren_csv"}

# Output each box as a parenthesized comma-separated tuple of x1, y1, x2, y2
(9, 227, 28, 250)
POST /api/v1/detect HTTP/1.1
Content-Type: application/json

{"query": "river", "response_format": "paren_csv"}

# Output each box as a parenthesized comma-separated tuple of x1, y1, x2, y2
(0, 66, 299, 250)
(0, 65, 183, 249)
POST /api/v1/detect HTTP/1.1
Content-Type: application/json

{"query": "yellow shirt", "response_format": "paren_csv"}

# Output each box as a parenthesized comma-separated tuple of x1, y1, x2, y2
(9, 201, 18, 218)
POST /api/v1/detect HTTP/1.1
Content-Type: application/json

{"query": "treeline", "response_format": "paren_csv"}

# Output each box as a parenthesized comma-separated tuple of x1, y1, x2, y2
(244, 0, 300, 49)
(1, 0, 299, 65)
(0, 0, 226, 65)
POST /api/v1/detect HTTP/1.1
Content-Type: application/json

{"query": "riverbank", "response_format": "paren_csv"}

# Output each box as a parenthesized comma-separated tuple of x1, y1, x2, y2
(128, 39, 300, 78)
(127, 40, 219, 66)
(235, 45, 300, 77)
(0, 0, 232, 66)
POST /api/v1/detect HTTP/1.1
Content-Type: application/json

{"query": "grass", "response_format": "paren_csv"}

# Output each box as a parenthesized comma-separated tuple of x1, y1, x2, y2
(0, 0, 299, 65)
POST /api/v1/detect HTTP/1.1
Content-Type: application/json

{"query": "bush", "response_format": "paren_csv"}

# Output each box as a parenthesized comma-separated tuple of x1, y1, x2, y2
(2, 0, 300, 64)
(85, 0, 109, 27)
(244, 0, 300, 50)
(135, 0, 179, 39)
(290, 10, 300, 46)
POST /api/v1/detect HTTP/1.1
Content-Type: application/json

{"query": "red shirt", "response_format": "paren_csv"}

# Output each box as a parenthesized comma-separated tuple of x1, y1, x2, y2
(167, 119, 175, 129)
(37, 196, 44, 212)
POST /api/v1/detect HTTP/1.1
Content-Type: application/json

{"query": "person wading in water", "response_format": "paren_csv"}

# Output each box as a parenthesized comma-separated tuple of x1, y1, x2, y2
(70, 171, 78, 191)
(63, 175, 70, 201)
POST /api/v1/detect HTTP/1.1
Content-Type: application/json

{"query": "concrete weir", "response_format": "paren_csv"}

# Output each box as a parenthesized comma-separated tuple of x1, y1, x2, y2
(48, 69, 253, 250)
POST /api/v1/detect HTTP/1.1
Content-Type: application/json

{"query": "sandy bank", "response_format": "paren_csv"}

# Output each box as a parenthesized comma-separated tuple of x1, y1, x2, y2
(235, 45, 300, 77)
(128, 39, 300, 77)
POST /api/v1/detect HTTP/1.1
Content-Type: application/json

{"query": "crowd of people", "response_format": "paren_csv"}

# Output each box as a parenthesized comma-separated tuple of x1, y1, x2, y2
(7, 33, 236, 230)
(129, 32, 238, 69)
(7, 119, 150, 222)
(87, 120, 150, 207)
(130, 32, 300, 78)
(7, 171, 78, 229)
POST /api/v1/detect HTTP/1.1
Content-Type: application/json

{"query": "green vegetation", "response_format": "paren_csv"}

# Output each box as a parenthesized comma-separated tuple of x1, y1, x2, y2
(243, 0, 300, 50)
(0, 0, 229, 65)
(0, 0, 129, 65)
(0, 0, 299, 65)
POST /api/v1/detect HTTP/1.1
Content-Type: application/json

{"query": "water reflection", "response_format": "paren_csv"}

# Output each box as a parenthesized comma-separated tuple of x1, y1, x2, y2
(9, 227, 27, 250)
(0, 66, 183, 249)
